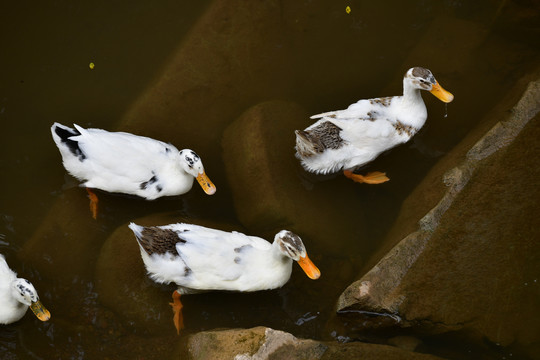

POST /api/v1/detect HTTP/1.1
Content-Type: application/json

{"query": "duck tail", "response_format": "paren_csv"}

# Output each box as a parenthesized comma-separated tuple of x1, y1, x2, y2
(51, 122, 79, 142)
(51, 123, 86, 161)
(310, 111, 337, 119)
(128, 222, 144, 241)
(295, 130, 319, 158)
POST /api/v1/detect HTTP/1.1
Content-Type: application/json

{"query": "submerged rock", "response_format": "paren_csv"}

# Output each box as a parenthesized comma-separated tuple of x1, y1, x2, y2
(337, 71, 540, 357)
(221, 100, 367, 256)
(177, 327, 445, 360)
(116, 0, 294, 173)
(19, 188, 104, 281)
(94, 212, 241, 334)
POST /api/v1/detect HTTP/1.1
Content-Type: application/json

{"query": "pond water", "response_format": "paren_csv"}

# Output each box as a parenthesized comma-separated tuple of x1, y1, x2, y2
(1, 1, 539, 359)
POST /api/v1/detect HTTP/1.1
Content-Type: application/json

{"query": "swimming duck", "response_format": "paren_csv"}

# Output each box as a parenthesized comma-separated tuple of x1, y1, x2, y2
(51, 123, 216, 219)
(295, 67, 454, 183)
(0, 254, 51, 325)
(128, 222, 320, 334)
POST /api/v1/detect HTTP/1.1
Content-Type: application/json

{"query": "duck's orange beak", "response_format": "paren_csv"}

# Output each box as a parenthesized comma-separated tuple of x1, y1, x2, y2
(430, 81, 454, 103)
(30, 300, 51, 321)
(196, 171, 216, 195)
(297, 254, 321, 280)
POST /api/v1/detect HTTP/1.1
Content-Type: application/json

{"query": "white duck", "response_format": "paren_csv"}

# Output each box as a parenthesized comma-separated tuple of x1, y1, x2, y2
(51, 123, 216, 219)
(0, 254, 50, 324)
(128, 222, 320, 334)
(295, 67, 454, 183)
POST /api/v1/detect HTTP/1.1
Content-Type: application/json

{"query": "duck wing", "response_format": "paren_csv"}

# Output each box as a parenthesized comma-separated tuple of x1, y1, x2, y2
(131, 223, 271, 291)
(0, 255, 16, 282)
(52, 123, 179, 196)
(310, 97, 395, 120)
(173, 225, 270, 286)
(296, 97, 406, 173)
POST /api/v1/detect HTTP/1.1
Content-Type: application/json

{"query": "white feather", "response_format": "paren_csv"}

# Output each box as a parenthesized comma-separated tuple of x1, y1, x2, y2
(129, 223, 315, 294)
(51, 123, 213, 199)
(296, 67, 453, 175)
(0, 255, 46, 324)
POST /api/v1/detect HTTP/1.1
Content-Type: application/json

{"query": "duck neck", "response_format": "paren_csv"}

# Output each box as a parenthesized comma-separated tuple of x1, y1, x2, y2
(402, 78, 424, 106)
(400, 78, 428, 128)
(271, 242, 293, 266)
(271, 241, 285, 260)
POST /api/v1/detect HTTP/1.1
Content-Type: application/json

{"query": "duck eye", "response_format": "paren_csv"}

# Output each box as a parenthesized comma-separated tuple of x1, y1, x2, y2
(190, 151, 200, 162)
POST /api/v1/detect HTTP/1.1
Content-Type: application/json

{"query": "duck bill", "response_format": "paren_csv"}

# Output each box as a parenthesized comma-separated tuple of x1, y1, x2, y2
(29, 300, 51, 321)
(196, 171, 216, 195)
(430, 82, 454, 103)
(297, 255, 321, 280)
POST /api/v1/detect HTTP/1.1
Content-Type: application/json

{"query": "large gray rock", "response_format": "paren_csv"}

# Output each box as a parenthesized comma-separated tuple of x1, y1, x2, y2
(177, 327, 445, 360)
(336, 71, 540, 357)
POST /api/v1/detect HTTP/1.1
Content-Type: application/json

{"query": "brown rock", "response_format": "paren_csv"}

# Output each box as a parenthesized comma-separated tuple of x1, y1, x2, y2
(221, 100, 366, 256)
(19, 188, 104, 281)
(388, 336, 423, 352)
(336, 70, 540, 357)
(117, 0, 293, 168)
(178, 327, 444, 360)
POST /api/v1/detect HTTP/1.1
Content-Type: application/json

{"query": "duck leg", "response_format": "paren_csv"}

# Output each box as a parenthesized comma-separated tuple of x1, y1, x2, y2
(343, 170, 390, 184)
(169, 290, 184, 335)
(86, 188, 99, 219)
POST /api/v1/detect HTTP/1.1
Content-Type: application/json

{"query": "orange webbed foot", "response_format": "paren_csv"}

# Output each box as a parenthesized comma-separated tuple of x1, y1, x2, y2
(169, 290, 184, 335)
(86, 188, 99, 219)
(343, 170, 390, 184)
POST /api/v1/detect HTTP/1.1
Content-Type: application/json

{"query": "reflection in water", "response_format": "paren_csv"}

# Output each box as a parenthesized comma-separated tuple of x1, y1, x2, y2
(1, 0, 539, 358)
(295, 311, 319, 326)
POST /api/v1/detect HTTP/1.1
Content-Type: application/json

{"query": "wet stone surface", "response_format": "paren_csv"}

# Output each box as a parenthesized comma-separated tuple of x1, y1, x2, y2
(336, 73, 540, 359)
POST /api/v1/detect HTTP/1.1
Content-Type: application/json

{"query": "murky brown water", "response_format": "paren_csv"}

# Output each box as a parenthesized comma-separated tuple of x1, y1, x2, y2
(1, 1, 539, 359)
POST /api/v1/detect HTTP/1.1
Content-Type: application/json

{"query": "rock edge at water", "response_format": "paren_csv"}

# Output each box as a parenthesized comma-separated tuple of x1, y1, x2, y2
(336, 70, 540, 357)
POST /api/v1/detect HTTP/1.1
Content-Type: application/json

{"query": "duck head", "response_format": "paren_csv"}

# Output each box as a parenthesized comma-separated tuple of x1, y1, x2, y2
(405, 67, 454, 103)
(12, 278, 51, 321)
(274, 230, 321, 280)
(179, 149, 216, 195)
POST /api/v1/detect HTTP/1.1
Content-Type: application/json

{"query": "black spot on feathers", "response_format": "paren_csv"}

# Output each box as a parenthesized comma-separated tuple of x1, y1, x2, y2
(190, 151, 200, 162)
(54, 125, 86, 161)
(234, 245, 251, 253)
(184, 150, 200, 168)
(140, 173, 158, 190)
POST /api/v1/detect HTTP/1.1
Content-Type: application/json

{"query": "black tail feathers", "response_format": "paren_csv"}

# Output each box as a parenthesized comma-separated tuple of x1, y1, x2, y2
(53, 124, 86, 161)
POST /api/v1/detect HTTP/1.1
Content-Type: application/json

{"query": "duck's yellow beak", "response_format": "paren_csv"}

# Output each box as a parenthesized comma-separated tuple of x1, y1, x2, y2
(29, 300, 51, 321)
(297, 254, 321, 280)
(196, 171, 216, 195)
(430, 81, 454, 103)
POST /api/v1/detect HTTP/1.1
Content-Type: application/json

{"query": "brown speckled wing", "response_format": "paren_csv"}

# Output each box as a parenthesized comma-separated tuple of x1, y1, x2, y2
(303, 121, 345, 155)
(369, 97, 393, 107)
(392, 120, 418, 137)
(137, 227, 186, 256)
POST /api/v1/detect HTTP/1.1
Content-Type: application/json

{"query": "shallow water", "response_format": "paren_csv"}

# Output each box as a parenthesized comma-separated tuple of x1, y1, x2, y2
(1, 1, 539, 359)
